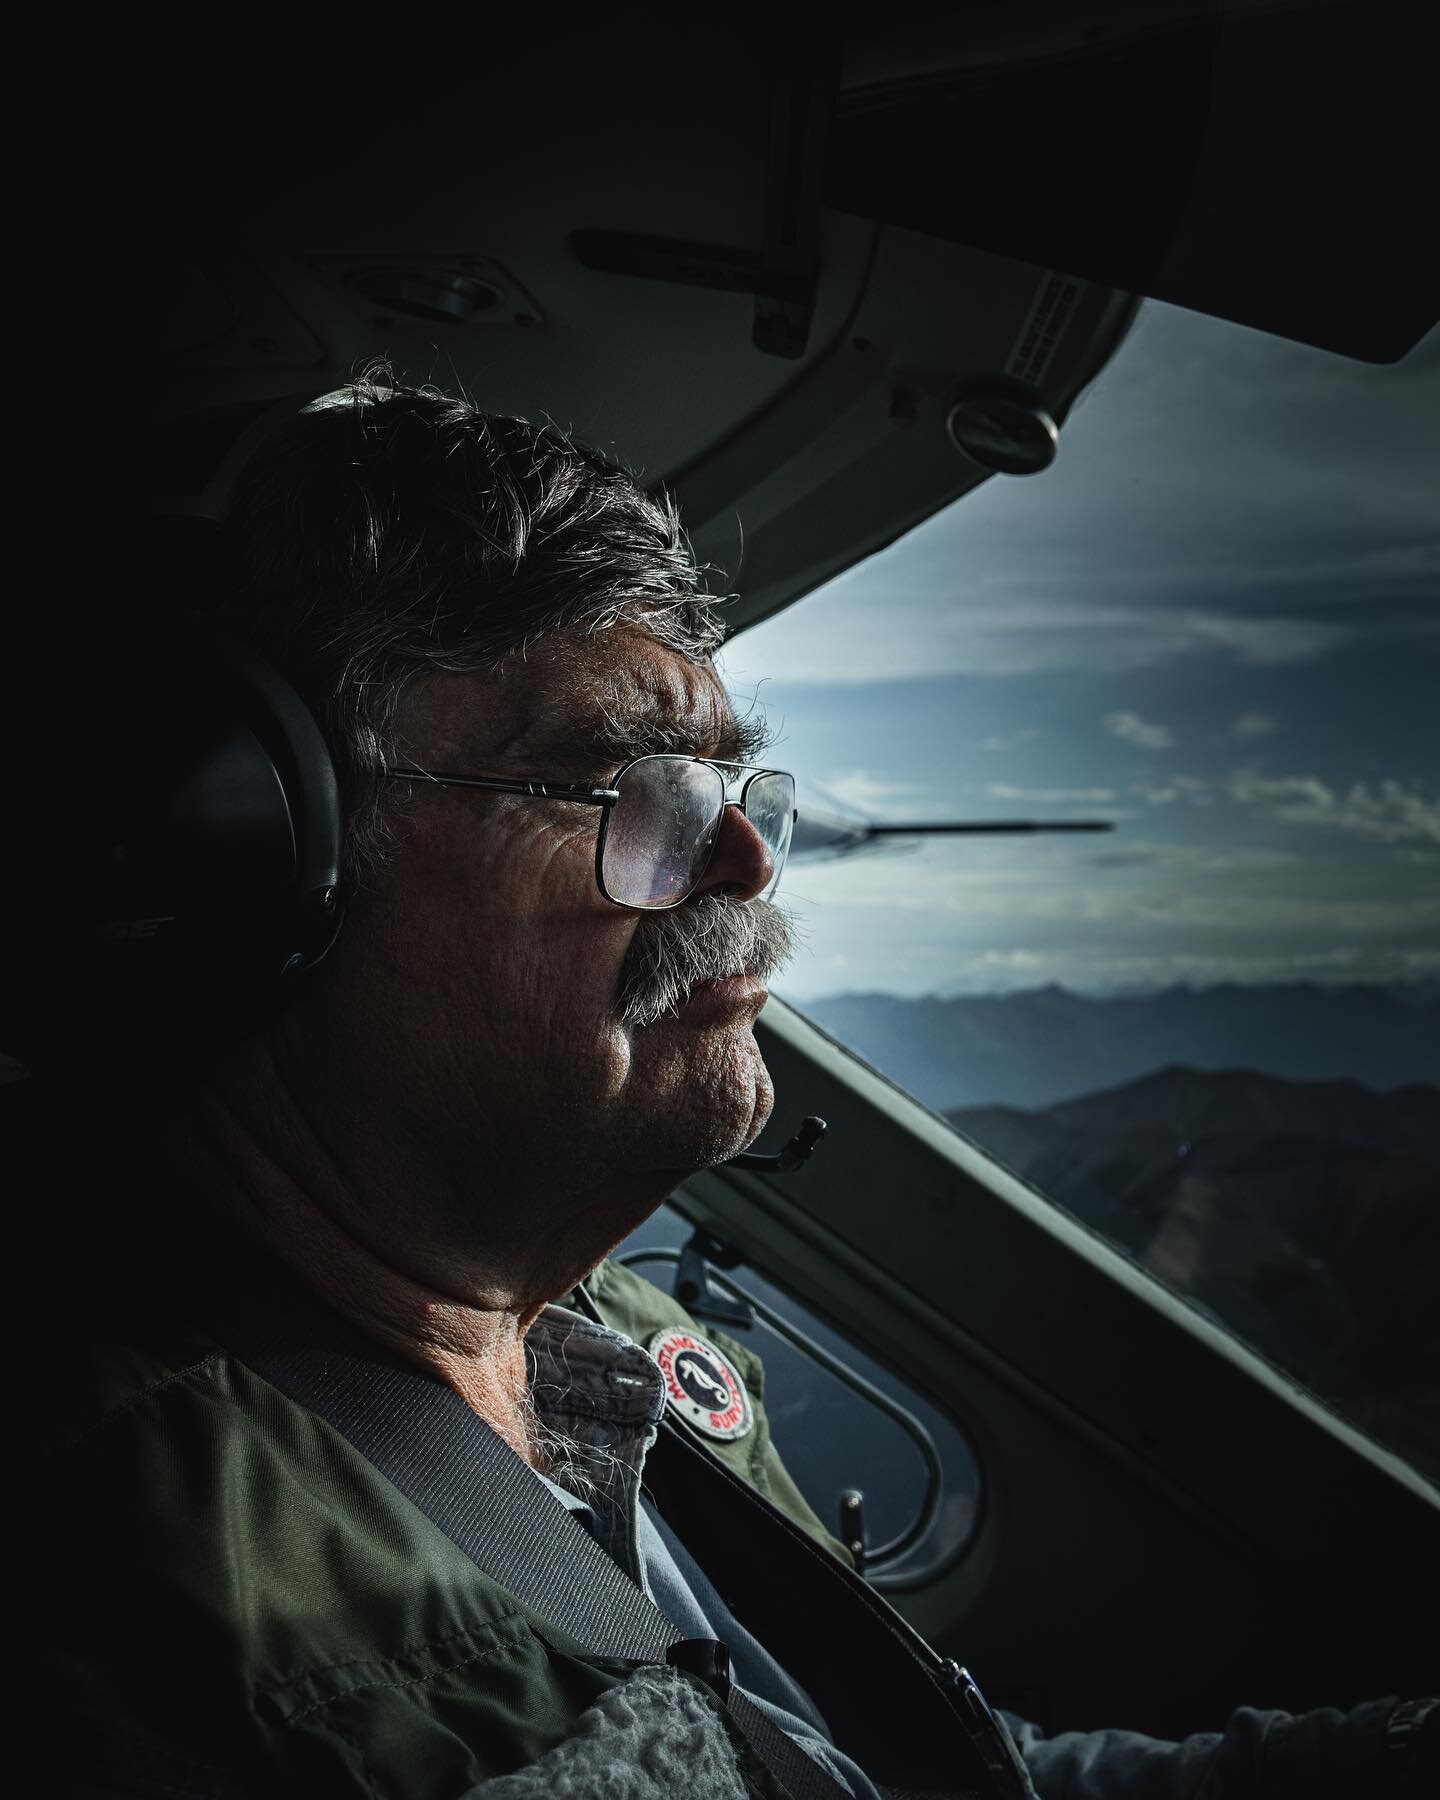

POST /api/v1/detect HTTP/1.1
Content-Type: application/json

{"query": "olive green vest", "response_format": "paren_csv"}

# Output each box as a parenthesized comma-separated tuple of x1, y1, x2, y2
(49, 1259, 848, 1797)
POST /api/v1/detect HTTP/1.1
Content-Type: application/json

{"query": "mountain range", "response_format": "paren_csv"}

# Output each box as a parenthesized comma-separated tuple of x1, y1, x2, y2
(791, 982, 1439, 1476)
(946, 1064, 1440, 1480)
(796, 981, 1440, 1113)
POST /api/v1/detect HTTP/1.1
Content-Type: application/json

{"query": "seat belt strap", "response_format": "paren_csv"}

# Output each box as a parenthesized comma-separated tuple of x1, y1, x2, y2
(649, 1411, 1033, 1800)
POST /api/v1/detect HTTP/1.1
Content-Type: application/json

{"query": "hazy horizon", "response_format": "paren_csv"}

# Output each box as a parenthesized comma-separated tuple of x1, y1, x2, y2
(785, 972, 1440, 1004)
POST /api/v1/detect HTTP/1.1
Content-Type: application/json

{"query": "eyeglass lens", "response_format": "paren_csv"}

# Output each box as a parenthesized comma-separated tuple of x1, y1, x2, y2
(601, 757, 795, 909)
(744, 770, 796, 902)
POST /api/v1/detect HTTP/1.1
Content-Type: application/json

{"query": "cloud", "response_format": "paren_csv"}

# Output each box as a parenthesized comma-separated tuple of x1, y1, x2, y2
(773, 844, 1440, 1001)
(1229, 771, 1440, 844)
(1229, 710, 1279, 741)
(1137, 775, 1214, 808)
(1144, 612, 1346, 669)
(1087, 843, 1301, 873)
(982, 728, 1042, 752)
(816, 770, 926, 816)
(728, 594, 1368, 685)
(987, 782, 1117, 806)
(1104, 711, 1175, 751)
(782, 845, 1440, 933)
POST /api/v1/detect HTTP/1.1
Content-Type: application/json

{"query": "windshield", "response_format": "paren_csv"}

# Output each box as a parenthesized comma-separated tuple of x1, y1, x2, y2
(722, 300, 1439, 1483)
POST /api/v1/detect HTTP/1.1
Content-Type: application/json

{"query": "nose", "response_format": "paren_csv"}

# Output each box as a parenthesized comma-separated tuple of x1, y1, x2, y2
(693, 801, 774, 903)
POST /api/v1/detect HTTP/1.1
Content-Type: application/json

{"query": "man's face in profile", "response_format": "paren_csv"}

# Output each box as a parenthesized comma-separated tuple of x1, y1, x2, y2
(299, 622, 788, 1241)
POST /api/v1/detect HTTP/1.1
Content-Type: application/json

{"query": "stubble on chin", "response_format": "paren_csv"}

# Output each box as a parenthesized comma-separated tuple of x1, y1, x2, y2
(618, 1008, 774, 1170)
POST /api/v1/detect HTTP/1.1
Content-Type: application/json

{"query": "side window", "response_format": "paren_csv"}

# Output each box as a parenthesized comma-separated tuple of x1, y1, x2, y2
(721, 303, 1440, 1485)
(616, 1203, 983, 1584)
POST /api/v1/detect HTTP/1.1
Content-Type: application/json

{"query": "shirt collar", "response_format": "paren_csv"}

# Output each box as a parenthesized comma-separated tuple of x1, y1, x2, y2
(523, 1303, 665, 1584)
(527, 1303, 667, 1431)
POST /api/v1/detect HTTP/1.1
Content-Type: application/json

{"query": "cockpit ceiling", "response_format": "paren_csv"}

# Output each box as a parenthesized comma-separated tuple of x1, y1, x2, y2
(148, 217, 1135, 636)
(140, 9, 1430, 631)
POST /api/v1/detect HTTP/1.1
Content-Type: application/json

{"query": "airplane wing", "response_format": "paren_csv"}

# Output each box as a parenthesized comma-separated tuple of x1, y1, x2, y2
(790, 806, 1114, 861)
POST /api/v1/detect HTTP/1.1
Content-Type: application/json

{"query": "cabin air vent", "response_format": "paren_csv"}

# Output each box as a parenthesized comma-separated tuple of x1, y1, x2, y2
(352, 269, 500, 324)
(946, 380, 1059, 476)
(315, 254, 546, 329)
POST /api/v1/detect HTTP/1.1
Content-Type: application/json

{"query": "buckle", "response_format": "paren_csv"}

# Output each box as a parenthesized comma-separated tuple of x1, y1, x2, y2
(665, 1636, 733, 1703)
(942, 1661, 1036, 1798)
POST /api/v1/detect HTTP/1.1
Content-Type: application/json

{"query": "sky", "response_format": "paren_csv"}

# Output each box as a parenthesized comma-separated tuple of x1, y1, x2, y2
(718, 302, 1440, 1002)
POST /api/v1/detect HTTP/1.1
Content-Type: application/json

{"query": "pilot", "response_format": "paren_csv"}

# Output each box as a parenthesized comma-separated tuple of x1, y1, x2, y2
(38, 372, 1432, 1798)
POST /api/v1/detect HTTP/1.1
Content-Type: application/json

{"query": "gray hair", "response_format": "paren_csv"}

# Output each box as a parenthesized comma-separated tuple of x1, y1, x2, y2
(218, 365, 728, 881)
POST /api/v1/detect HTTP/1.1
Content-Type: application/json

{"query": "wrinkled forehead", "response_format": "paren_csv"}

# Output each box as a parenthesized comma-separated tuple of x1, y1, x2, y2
(560, 633, 740, 759)
(404, 623, 745, 770)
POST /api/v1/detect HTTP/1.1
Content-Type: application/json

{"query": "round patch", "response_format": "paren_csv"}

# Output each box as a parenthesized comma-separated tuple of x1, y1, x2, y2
(647, 1328, 754, 1442)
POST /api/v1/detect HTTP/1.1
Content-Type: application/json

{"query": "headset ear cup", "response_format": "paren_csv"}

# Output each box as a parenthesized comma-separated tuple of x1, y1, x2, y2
(77, 612, 347, 1065)
(201, 624, 345, 962)
(200, 623, 347, 988)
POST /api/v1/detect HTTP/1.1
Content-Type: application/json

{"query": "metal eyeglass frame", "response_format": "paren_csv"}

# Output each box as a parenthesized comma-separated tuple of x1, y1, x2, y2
(382, 753, 796, 911)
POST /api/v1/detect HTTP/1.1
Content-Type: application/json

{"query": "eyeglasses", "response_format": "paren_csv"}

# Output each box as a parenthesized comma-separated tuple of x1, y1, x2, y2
(382, 753, 797, 911)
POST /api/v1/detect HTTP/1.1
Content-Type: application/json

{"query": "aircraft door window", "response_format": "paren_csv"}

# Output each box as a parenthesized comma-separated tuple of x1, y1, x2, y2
(615, 1202, 984, 1583)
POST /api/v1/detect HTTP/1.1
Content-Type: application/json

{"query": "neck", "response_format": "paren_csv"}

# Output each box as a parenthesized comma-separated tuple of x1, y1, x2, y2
(167, 1048, 554, 1466)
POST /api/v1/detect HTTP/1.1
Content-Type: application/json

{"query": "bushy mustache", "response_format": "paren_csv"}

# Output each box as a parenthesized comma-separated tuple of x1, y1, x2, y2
(615, 894, 797, 1028)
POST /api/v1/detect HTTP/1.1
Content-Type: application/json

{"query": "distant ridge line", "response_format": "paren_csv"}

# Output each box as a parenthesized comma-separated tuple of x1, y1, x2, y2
(793, 980, 1440, 1112)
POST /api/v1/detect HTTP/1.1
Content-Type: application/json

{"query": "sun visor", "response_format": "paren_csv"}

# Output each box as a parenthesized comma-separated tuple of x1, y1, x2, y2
(828, 6, 1435, 363)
